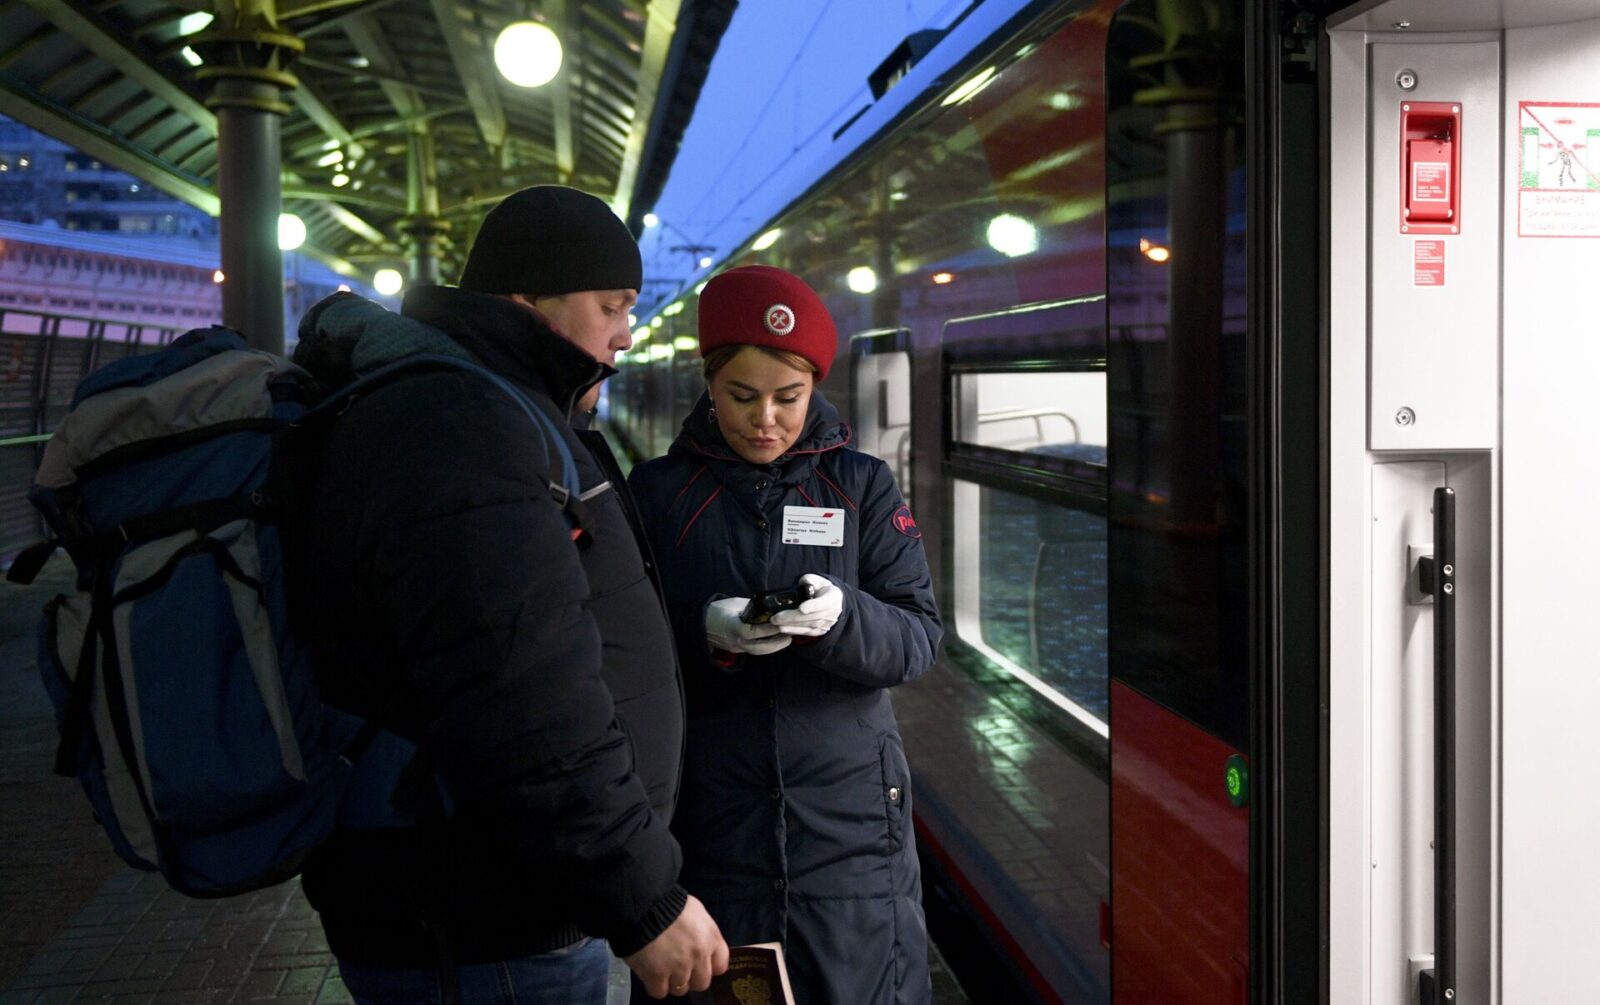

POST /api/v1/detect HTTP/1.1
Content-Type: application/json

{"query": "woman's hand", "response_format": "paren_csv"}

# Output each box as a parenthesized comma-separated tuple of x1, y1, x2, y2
(705, 597, 794, 655)
(770, 574, 843, 637)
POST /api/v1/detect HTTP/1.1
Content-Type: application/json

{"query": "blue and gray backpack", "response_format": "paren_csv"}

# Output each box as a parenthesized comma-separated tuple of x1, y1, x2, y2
(9, 314, 587, 897)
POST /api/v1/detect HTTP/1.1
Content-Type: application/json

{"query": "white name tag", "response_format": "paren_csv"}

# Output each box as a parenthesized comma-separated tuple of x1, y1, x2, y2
(782, 506, 845, 547)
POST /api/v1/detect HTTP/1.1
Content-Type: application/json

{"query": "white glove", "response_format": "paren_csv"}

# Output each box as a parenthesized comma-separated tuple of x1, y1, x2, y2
(705, 596, 794, 656)
(770, 574, 844, 637)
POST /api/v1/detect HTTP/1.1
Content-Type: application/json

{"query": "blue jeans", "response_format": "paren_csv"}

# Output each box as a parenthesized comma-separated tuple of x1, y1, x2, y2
(338, 937, 612, 1005)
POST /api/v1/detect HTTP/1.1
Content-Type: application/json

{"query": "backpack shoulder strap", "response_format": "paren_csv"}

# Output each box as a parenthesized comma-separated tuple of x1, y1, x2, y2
(306, 353, 589, 526)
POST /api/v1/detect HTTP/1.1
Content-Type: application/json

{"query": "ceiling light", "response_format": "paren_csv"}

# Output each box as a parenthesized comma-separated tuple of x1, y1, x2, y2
(178, 11, 213, 35)
(846, 266, 878, 294)
(931, 272, 954, 285)
(698, 256, 713, 269)
(986, 213, 1038, 257)
(331, 173, 350, 188)
(752, 228, 782, 251)
(277, 213, 306, 251)
(495, 22, 563, 88)
(643, 212, 660, 228)
(673, 335, 697, 351)
(373, 268, 403, 296)
(316, 150, 344, 167)
(181, 46, 203, 67)
(212, 269, 225, 284)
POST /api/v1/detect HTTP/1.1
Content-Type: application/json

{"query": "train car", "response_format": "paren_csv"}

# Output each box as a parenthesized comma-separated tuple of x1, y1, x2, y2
(607, 0, 1599, 1001)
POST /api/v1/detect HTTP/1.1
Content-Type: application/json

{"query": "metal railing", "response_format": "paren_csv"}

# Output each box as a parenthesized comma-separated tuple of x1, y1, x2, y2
(0, 307, 186, 558)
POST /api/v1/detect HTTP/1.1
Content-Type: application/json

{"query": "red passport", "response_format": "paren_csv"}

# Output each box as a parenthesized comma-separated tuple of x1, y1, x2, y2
(688, 943, 795, 1005)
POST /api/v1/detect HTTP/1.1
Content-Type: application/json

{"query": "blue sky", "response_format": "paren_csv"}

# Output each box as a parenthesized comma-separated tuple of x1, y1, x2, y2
(636, 0, 980, 306)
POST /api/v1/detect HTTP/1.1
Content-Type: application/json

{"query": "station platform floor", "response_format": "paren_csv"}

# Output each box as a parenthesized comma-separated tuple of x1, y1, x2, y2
(0, 556, 970, 1004)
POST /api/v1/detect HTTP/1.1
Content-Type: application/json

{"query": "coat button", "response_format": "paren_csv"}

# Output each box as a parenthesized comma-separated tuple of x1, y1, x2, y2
(773, 879, 786, 891)
(757, 480, 769, 490)
(764, 697, 776, 710)
(888, 787, 901, 802)
(756, 518, 768, 530)
(770, 788, 781, 800)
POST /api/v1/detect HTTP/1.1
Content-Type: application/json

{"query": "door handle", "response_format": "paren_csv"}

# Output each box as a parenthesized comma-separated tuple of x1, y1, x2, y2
(1417, 486, 1456, 1004)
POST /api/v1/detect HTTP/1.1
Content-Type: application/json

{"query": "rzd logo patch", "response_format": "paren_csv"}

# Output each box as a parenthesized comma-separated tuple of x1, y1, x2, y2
(891, 504, 921, 539)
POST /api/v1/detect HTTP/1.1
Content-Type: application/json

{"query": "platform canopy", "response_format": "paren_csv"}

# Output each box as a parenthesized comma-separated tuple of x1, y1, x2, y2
(0, 0, 736, 282)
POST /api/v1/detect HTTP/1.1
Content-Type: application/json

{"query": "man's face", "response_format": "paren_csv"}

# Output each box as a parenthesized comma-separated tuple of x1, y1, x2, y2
(515, 289, 637, 410)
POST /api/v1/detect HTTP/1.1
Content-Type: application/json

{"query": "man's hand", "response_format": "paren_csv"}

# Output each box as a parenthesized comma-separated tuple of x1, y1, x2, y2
(624, 895, 729, 998)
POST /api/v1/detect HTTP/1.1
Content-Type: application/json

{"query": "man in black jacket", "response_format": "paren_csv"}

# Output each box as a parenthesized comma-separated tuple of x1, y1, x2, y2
(295, 186, 726, 1002)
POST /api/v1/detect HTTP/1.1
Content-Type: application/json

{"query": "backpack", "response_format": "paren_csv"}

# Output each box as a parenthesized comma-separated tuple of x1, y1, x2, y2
(7, 323, 589, 897)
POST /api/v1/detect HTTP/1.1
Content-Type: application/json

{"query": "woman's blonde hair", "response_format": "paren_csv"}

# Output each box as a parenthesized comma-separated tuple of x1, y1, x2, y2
(702, 343, 819, 381)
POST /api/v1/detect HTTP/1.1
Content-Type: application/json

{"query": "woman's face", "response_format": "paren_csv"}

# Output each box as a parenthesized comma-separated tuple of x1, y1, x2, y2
(707, 346, 815, 465)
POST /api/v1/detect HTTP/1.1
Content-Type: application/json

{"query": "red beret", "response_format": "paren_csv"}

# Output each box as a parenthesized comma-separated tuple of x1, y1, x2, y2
(698, 265, 837, 379)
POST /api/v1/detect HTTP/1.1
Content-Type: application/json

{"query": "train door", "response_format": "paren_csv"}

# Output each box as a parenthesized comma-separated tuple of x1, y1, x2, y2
(849, 328, 914, 506)
(1324, 2, 1600, 1003)
(1104, 2, 1254, 1000)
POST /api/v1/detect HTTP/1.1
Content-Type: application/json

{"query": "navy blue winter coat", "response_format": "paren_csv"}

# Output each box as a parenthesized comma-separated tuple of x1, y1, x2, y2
(628, 390, 942, 1005)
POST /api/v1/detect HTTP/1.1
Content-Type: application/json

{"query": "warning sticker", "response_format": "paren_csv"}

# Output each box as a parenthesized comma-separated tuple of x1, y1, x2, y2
(1414, 240, 1446, 286)
(1518, 101, 1600, 237)
(1412, 162, 1450, 203)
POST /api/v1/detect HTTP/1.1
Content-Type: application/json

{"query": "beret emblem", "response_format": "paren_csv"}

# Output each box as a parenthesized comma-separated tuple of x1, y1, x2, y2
(763, 303, 795, 336)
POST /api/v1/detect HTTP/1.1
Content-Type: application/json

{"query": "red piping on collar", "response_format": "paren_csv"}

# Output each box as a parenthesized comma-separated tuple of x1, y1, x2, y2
(676, 484, 724, 548)
(794, 482, 818, 506)
(672, 465, 709, 508)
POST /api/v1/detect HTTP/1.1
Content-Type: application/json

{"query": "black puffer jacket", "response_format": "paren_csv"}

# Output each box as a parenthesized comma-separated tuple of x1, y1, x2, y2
(627, 391, 942, 1005)
(292, 288, 686, 965)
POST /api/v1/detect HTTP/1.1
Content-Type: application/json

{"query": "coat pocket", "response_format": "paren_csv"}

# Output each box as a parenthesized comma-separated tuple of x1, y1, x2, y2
(878, 732, 910, 854)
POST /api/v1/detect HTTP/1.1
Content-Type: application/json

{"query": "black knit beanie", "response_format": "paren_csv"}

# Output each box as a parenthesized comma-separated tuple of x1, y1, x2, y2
(458, 185, 642, 295)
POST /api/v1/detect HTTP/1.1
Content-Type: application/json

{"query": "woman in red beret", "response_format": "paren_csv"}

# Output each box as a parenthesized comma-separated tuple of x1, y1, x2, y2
(627, 265, 943, 1003)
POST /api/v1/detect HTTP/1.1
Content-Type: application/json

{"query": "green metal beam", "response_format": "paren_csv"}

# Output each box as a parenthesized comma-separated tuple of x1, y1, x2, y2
(0, 73, 219, 213)
(547, 0, 575, 182)
(18, 0, 216, 137)
(428, 0, 505, 150)
(612, 0, 678, 219)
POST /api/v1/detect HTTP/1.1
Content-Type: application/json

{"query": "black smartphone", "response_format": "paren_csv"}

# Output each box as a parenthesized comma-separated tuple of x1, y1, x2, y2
(740, 580, 816, 624)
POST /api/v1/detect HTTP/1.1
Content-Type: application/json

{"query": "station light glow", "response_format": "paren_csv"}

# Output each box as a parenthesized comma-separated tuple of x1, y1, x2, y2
(752, 228, 782, 251)
(695, 280, 708, 295)
(373, 268, 403, 297)
(649, 342, 675, 360)
(316, 150, 344, 168)
(181, 47, 203, 67)
(495, 22, 563, 88)
(643, 212, 660, 228)
(650, 316, 664, 329)
(941, 66, 996, 107)
(178, 12, 214, 35)
(277, 213, 306, 252)
(212, 269, 225, 284)
(698, 255, 713, 269)
(1139, 237, 1171, 263)
(931, 271, 954, 285)
(846, 266, 878, 294)
(986, 214, 1038, 257)
(663, 301, 685, 316)
(331, 173, 350, 188)
(628, 313, 638, 326)
(672, 335, 698, 351)
(633, 327, 652, 342)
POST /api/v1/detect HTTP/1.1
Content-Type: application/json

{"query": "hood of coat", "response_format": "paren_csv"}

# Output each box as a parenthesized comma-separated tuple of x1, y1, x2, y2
(403, 285, 614, 416)
(670, 388, 851, 491)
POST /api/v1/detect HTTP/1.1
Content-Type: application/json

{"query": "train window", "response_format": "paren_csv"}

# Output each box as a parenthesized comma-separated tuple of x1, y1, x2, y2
(848, 328, 913, 506)
(953, 370, 1106, 463)
(952, 478, 1108, 735)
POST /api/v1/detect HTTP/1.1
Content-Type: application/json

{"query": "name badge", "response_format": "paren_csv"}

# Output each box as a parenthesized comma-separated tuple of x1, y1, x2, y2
(782, 506, 845, 547)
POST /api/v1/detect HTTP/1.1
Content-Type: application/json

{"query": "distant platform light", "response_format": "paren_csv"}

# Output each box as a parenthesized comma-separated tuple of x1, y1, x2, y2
(212, 269, 225, 284)
(847, 266, 878, 294)
(316, 150, 344, 168)
(634, 327, 651, 342)
(698, 255, 713, 269)
(18, 158, 28, 167)
(331, 173, 350, 188)
(1139, 237, 1171, 263)
(628, 313, 638, 326)
(650, 316, 664, 329)
(336, 284, 351, 293)
(890, 191, 909, 202)
(931, 271, 954, 285)
(373, 268, 403, 297)
(695, 280, 709, 295)
(178, 11, 213, 35)
(277, 213, 306, 252)
(986, 213, 1038, 257)
(650, 343, 675, 360)
(663, 301, 685, 316)
(495, 22, 562, 88)
(181, 46, 203, 67)
(752, 228, 782, 251)
(941, 66, 996, 107)
(643, 212, 660, 228)
(673, 335, 697, 351)
(129, 184, 139, 193)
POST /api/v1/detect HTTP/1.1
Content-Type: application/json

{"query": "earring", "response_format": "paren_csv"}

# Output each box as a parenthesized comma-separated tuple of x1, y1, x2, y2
(707, 404, 717, 422)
